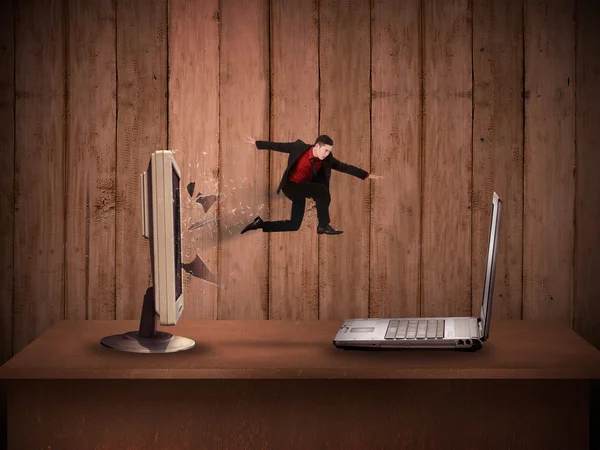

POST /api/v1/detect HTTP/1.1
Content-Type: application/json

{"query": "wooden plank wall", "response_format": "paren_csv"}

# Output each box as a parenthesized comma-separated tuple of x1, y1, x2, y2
(1, 0, 600, 365)
(422, 0, 472, 318)
(115, 0, 167, 321)
(13, 0, 65, 355)
(472, 0, 523, 320)
(523, 0, 575, 322)
(217, 0, 270, 319)
(319, 0, 371, 319)
(575, 0, 600, 349)
(65, 0, 116, 321)
(370, 0, 421, 318)
(269, 0, 319, 320)
(0, 0, 15, 364)
(168, 0, 220, 319)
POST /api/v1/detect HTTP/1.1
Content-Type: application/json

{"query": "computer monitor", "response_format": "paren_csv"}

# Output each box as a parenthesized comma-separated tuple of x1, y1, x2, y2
(101, 150, 195, 353)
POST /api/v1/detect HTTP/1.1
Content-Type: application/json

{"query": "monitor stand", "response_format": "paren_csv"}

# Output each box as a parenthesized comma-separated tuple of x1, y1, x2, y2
(101, 286, 195, 353)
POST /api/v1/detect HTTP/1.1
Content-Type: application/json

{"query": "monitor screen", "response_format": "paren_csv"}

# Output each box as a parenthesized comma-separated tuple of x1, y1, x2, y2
(172, 164, 182, 300)
(480, 207, 493, 326)
(480, 192, 502, 339)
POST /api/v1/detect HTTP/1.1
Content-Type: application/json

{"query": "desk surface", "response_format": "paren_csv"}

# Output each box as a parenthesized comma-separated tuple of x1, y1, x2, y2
(1, 319, 599, 380)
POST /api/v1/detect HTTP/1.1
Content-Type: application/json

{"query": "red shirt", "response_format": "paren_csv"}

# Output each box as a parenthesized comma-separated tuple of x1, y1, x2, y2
(288, 147, 323, 183)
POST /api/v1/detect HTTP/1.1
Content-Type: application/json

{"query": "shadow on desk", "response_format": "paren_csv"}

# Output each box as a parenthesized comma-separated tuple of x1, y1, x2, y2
(87, 341, 213, 357)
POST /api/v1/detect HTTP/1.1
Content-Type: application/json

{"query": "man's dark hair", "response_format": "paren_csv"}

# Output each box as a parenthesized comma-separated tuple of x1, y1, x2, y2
(315, 135, 333, 146)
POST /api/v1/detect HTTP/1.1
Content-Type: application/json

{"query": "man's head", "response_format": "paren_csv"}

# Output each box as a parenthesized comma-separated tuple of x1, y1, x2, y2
(313, 135, 333, 160)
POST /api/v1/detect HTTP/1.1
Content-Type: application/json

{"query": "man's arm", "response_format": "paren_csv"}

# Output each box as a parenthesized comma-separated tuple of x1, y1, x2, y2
(331, 156, 369, 180)
(255, 139, 300, 154)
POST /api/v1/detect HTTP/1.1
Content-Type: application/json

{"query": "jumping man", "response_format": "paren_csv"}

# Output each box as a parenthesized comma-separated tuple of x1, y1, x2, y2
(241, 135, 382, 235)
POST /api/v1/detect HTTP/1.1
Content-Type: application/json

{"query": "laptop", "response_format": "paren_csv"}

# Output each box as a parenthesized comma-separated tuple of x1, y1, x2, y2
(333, 192, 502, 351)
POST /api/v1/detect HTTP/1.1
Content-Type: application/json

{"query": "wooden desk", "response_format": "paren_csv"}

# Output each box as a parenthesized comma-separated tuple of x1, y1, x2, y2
(1, 320, 599, 449)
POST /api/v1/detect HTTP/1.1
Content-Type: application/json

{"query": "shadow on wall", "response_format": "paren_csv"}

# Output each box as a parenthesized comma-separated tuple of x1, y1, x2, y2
(182, 181, 312, 288)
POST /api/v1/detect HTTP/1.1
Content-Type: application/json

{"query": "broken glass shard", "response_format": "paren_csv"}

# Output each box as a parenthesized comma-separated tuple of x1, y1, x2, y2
(186, 182, 195, 198)
(183, 254, 225, 288)
(195, 193, 224, 213)
(188, 217, 219, 231)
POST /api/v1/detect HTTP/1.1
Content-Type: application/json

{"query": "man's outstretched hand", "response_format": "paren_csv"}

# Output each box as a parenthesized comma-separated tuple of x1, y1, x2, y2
(368, 174, 384, 180)
(245, 136, 256, 145)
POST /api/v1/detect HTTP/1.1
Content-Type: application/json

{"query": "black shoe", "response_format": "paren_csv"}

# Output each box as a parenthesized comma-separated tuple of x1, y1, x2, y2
(241, 216, 264, 234)
(317, 224, 343, 235)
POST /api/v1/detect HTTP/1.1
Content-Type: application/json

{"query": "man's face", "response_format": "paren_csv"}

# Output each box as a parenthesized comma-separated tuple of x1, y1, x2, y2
(314, 143, 332, 160)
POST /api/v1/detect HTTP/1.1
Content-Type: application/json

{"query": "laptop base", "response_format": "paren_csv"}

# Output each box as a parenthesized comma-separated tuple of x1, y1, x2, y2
(333, 339, 483, 352)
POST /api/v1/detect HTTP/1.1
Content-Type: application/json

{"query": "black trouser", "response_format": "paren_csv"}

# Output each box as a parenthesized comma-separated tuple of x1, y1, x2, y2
(261, 181, 331, 232)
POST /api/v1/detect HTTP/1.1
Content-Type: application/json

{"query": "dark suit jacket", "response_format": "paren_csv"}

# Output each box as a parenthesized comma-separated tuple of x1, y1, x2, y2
(255, 139, 369, 194)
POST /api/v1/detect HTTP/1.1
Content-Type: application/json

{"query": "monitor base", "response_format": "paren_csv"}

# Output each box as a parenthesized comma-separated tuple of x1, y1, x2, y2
(101, 286, 195, 353)
(101, 331, 195, 353)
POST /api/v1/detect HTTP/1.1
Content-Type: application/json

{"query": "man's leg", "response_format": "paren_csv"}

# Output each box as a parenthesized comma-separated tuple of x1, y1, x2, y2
(310, 186, 331, 228)
(299, 182, 342, 234)
(286, 181, 331, 228)
(261, 197, 306, 232)
(241, 182, 338, 234)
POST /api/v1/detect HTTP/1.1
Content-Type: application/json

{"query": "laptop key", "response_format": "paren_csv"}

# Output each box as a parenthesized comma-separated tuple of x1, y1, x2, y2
(407, 321, 418, 339)
(416, 320, 427, 338)
(385, 321, 398, 339)
(436, 320, 445, 338)
(426, 320, 437, 338)
(395, 320, 408, 339)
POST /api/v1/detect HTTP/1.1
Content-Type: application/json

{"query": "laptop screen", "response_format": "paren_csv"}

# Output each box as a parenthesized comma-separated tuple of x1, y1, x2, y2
(480, 192, 502, 340)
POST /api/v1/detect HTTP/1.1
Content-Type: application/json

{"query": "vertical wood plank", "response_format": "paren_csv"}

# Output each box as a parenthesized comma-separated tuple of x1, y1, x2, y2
(523, 0, 575, 321)
(472, 0, 523, 320)
(13, 0, 65, 353)
(0, 0, 14, 364)
(268, 0, 319, 320)
(218, 0, 269, 319)
(319, 0, 371, 319)
(370, 0, 421, 318)
(116, 0, 167, 320)
(422, 0, 472, 317)
(575, 0, 600, 348)
(66, 0, 116, 320)
(169, 0, 220, 319)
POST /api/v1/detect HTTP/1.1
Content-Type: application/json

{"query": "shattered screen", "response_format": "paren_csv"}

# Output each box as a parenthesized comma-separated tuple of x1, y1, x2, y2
(173, 166, 182, 299)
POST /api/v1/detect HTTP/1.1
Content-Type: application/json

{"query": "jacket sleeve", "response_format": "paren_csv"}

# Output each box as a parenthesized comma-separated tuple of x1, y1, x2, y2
(255, 140, 299, 154)
(331, 157, 369, 179)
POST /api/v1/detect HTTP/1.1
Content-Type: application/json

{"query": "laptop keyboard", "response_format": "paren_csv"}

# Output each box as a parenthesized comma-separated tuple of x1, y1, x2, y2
(384, 319, 445, 339)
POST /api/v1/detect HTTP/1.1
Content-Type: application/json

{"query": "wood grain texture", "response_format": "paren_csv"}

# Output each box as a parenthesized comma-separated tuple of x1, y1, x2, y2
(65, 0, 116, 321)
(319, 0, 371, 319)
(115, 0, 167, 320)
(574, 0, 600, 349)
(168, 0, 220, 319)
(472, 0, 523, 320)
(523, 0, 575, 321)
(0, 0, 14, 365)
(370, 0, 421, 318)
(13, 0, 65, 354)
(422, 0, 472, 317)
(4, 380, 591, 450)
(218, 0, 269, 319)
(3, 320, 600, 379)
(268, 0, 319, 320)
